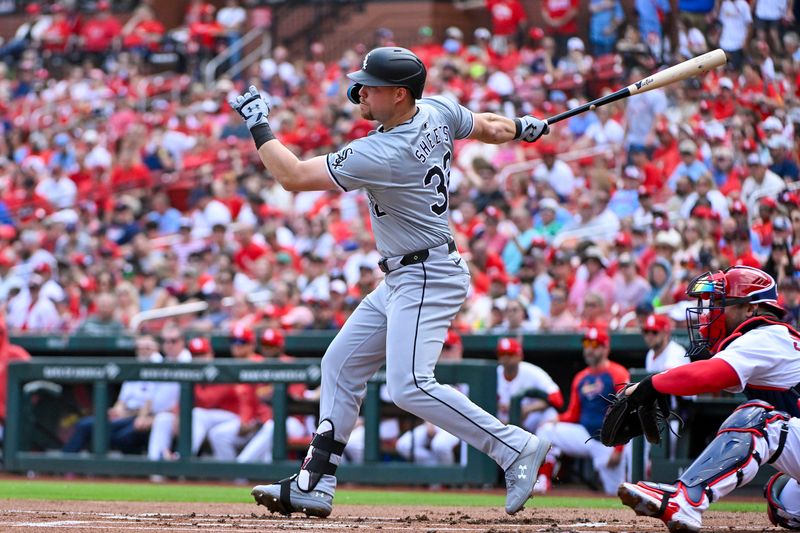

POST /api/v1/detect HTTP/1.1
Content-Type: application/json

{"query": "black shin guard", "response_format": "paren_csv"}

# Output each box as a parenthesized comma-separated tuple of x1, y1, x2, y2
(297, 419, 346, 492)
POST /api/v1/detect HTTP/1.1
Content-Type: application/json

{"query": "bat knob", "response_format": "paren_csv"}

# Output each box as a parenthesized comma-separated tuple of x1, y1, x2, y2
(589, 104, 597, 111)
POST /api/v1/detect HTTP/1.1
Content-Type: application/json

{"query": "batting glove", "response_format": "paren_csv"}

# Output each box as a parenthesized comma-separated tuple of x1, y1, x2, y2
(229, 85, 271, 131)
(514, 116, 549, 143)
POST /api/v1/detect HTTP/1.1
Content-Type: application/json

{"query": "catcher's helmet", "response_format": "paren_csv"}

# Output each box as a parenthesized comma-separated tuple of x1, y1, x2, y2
(347, 47, 427, 104)
(685, 265, 780, 360)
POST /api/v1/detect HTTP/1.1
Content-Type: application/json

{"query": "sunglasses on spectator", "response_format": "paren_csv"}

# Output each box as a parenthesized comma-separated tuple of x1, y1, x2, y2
(584, 301, 600, 307)
(642, 330, 660, 336)
(582, 339, 605, 349)
(230, 338, 250, 345)
(163, 337, 182, 344)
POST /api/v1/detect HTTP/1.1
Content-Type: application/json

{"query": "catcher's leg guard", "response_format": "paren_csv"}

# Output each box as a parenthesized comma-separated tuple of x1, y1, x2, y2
(766, 473, 800, 530)
(251, 419, 346, 518)
(678, 400, 787, 504)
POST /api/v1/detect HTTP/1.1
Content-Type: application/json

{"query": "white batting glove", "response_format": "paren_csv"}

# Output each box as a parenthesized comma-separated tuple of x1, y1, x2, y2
(228, 85, 271, 131)
(514, 116, 549, 143)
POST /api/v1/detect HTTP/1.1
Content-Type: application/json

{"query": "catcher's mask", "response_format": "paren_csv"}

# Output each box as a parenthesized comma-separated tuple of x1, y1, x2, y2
(686, 265, 779, 360)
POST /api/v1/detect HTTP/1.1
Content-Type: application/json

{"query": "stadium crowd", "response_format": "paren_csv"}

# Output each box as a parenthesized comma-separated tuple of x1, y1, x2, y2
(0, 0, 796, 340)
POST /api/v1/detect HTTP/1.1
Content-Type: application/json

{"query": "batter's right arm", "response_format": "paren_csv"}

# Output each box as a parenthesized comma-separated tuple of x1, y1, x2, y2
(229, 85, 337, 192)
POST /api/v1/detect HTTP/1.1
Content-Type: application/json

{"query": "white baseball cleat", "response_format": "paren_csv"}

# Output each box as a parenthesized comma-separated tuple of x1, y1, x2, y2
(252, 474, 335, 518)
(504, 435, 551, 514)
(618, 481, 705, 533)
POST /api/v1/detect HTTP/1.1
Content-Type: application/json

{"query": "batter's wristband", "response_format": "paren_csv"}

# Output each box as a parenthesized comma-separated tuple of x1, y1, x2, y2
(251, 122, 275, 150)
(513, 118, 522, 140)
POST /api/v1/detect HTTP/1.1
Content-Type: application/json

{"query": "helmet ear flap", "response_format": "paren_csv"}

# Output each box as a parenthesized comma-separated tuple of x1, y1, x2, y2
(347, 83, 362, 104)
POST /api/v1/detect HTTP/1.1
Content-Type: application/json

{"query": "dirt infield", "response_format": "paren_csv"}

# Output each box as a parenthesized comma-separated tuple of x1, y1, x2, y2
(0, 499, 778, 532)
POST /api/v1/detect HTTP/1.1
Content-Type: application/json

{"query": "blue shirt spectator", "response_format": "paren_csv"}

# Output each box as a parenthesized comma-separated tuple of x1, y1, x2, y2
(590, 0, 624, 54)
(636, 0, 671, 38)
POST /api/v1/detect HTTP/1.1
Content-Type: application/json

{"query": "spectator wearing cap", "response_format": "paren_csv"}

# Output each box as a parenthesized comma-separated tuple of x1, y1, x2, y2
(78, 0, 122, 67)
(8, 274, 60, 332)
(709, 145, 738, 190)
(536, 327, 629, 495)
(679, 173, 729, 220)
(540, 285, 580, 332)
(556, 36, 592, 78)
(666, 139, 709, 191)
(396, 330, 467, 469)
(608, 166, 643, 220)
(532, 197, 565, 241)
(33, 262, 64, 304)
(763, 233, 795, 286)
(531, 144, 576, 202)
(767, 134, 799, 181)
(645, 255, 675, 307)
(741, 151, 785, 215)
(410, 26, 444, 67)
(588, 0, 623, 55)
(568, 247, 615, 313)
(613, 252, 651, 315)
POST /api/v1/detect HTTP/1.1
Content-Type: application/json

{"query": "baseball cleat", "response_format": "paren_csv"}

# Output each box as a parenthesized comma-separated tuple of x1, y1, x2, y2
(252, 474, 335, 518)
(504, 435, 551, 514)
(618, 481, 704, 533)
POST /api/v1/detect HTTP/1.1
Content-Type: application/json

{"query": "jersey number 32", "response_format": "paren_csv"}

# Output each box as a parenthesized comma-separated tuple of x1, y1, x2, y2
(423, 151, 451, 216)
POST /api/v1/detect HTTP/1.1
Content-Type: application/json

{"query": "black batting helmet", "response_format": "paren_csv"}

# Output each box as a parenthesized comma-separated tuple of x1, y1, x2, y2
(347, 47, 427, 104)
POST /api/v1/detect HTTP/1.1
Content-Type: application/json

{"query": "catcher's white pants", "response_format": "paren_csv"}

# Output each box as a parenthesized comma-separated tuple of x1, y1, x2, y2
(237, 417, 310, 463)
(317, 258, 531, 471)
(396, 423, 463, 466)
(536, 421, 628, 495)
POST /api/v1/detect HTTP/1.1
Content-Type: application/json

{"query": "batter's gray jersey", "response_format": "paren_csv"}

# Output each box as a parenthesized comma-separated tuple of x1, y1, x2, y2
(325, 96, 474, 257)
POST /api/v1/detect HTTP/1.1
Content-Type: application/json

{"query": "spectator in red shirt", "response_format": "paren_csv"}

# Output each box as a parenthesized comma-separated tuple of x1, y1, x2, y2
(485, 0, 527, 52)
(122, 4, 165, 57)
(542, 0, 579, 58)
(79, 0, 121, 67)
(41, 4, 74, 64)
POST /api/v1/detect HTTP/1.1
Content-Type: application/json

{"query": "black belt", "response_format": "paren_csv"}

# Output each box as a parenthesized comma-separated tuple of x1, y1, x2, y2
(378, 240, 457, 274)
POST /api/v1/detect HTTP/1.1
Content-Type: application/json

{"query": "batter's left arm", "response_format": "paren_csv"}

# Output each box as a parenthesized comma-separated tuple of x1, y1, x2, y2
(469, 112, 549, 144)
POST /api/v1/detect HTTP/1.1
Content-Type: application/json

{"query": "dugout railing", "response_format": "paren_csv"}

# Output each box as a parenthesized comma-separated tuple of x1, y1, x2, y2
(4, 358, 497, 485)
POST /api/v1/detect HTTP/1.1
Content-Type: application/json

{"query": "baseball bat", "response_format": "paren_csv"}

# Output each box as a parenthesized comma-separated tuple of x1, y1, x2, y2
(544, 48, 727, 126)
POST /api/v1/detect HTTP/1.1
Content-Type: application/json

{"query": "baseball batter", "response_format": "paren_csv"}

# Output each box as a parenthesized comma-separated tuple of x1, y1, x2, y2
(229, 46, 551, 517)
(618, 266, 800, 533)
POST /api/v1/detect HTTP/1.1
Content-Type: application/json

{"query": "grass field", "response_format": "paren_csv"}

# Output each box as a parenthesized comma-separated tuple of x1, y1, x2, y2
(0, 479, 763, 513)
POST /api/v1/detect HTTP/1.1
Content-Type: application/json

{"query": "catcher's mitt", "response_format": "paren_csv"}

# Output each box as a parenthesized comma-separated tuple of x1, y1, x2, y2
(599, 376, 673, 447)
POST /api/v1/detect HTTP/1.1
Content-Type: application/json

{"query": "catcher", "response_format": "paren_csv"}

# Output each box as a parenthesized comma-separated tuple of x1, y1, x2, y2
(603, 265, 800, 532)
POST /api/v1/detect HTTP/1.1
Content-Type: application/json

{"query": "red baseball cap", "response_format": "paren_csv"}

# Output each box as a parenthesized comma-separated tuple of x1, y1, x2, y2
(496, 337, 522, 357)
(730, 200, 748, 215)
(643, 314, 672, 334)
(26, 2, 40, 14)
(444, 329, 462, 348)
(260, 327, 285, 348)
(614, 232, 632, 248)
(230, 325, 255, 344)
(583, 327, 610, 347)
(188, 337, 212, 355)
